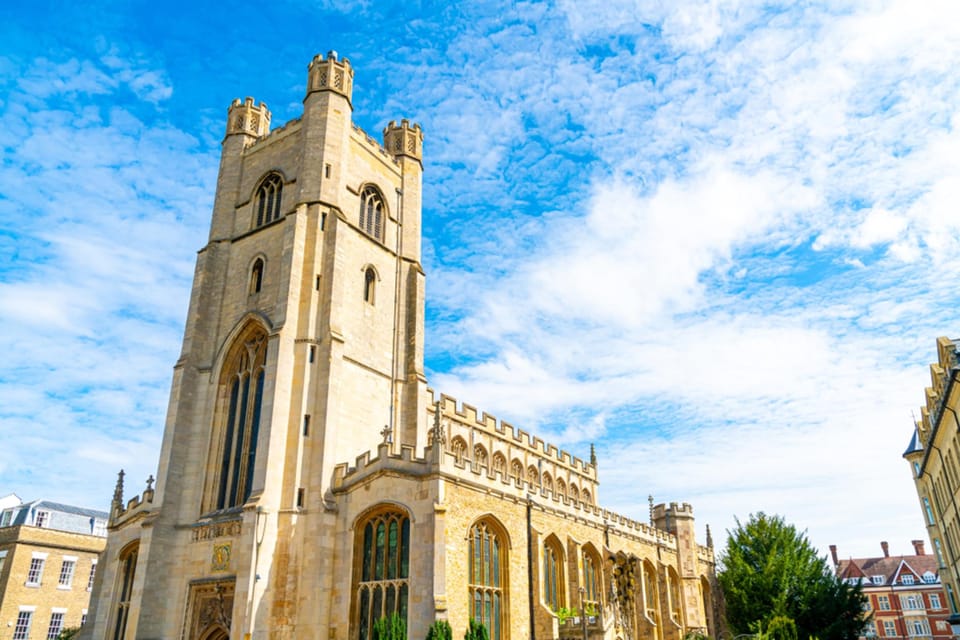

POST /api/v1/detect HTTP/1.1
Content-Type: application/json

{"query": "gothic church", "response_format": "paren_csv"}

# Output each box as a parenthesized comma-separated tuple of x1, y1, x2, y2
(83, 52, 718, 640)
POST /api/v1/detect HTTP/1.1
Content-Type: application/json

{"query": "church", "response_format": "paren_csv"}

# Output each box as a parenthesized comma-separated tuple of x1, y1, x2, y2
(82, 52, 719, 640)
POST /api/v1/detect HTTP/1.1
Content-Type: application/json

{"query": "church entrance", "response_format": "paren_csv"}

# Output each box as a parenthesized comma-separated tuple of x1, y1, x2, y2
(199, 625, 230, 640)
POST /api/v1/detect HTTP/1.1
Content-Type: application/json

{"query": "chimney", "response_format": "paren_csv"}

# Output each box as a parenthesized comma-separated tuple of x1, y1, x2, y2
(912, 539, 926, 556)
(881, 541, 890, 558)
(829, 545, 839, 567)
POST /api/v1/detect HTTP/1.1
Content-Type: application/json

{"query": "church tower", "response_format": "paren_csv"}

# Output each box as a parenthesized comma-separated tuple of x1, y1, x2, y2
(84, 51, 430, 640)
(84, 52, 717, 640)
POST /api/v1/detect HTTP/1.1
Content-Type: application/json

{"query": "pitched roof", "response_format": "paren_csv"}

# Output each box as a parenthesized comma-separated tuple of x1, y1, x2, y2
(838, 552, 939, 584)
(904, 428, 923, 456)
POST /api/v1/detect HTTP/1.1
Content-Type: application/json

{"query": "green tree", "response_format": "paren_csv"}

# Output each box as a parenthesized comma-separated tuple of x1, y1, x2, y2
(373, 613, 407, 640)
(464, 619, 489, 640)
(56, 629, 81, 640)
(426, 620, 453, 640)
(718, 513, 867, 640)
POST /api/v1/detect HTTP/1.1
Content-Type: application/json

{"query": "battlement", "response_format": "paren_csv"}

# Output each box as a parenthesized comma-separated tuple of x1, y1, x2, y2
(351, 123, 400, 167)
(109, 471, 155, 529)
(918, 337, 960, 446)
(383, 119, 424, 163)
(226, 97, 271, 139)
(431, 391, 595, 476)
(306, 50, 354, 104)
(332, 442, 432, 490)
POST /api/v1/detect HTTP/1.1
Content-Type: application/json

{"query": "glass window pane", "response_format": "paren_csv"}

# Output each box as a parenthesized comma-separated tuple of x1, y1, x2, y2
(375, 522, 385, 580)
(400, 518, 410, 578)
(388, 520, 398, 579)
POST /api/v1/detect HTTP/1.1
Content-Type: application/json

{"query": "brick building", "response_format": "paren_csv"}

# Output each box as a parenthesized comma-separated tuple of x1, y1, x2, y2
(0, 494, 108, 639)
(833, 540, 953, 639)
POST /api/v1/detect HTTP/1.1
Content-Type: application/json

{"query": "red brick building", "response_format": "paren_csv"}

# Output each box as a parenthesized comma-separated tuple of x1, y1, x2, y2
(833, 540, 954, 639)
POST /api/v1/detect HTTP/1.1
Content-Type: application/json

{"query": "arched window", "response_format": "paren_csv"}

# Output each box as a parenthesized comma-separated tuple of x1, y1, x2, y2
(364, 267, 376, 304)
(527, 466, 539, 488)
(667, 566, 682, 622)
(569, 484, 579, 503)
(209, 324, 268, 511)
(511, 460, 523, 483)
(451, 437, 467, 465)
(492, 453, 506, 476)
(474, 445, 489, 469)
(255, 174, 283, 227)
(582, 546, 601, 608)
(112, 542, 139, 640)
(353, 507, 410, 640)
(543, 473, 553, 494)
(582, 489, 592, 505)
(469, 519, 508, 640)
(249, 258, 264, 295)
(359, 185, 385, 241)
(543, 535, 565, 611)
(556, 478, 566, 498)
(642, 561, 659, 622)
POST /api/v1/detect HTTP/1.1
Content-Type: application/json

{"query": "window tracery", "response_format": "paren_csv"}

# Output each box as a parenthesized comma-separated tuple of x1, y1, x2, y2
(474, 445, 488, 469)
(451, 437, 467, 464)
(543, 535, 565, 611)
(353, 507, 410, 640)
(492, 452, 506, 476)
(112, 542, 139, 640)
(255, 173, 283, 227)
(469, 518, 507, 640)
(359, 185, 385, 241)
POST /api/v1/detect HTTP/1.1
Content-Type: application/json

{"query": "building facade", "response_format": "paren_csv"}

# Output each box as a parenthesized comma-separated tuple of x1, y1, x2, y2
(833, 540, 954, 639)
(82, 52, 718, 640)
(905, 337, 960, 632)
(0, 495, 108, 639)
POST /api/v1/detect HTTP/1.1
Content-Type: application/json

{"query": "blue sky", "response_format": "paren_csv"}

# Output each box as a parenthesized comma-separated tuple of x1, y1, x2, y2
(2, 0, 960, 560)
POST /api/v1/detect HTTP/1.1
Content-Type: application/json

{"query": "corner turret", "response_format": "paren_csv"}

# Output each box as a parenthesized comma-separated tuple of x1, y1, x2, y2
(306, 50, 354, 105)
(383, 119, 424, 164)
(225, 97, 271, 138)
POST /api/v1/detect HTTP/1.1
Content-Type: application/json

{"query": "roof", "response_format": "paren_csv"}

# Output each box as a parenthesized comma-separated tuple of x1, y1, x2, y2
(903, 428, 923, 457)
(838, 552, 939, 584)
(33, 500, 109, 520)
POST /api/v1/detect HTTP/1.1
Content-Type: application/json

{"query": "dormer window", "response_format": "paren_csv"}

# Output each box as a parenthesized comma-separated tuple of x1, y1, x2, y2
(255, 173, 283, 227)
(359, 185, 385, 241)
(871, 575, 884, 585)
(901, 574, 915, 585)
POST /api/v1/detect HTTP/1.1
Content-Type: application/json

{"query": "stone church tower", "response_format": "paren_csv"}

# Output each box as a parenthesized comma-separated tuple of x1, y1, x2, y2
(84, 53, 718, 640)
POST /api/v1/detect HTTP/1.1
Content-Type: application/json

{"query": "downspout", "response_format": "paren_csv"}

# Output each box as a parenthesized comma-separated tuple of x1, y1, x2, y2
(528, 495, 536, 640)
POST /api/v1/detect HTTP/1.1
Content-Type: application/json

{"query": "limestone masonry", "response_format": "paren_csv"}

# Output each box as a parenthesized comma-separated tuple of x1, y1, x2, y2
(82, 52, 718, 640)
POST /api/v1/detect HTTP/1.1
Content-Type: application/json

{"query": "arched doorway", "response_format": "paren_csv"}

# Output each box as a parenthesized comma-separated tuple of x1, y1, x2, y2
(199, 624, 229, 640)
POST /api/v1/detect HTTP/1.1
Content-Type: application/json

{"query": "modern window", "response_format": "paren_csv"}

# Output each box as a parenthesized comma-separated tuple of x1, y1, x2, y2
(363, 267, 376, 304)
(255, 173, 283, 227)
(922, 571, 937, 583)
(872, 575, 885, 585)
(901, 594, 923, 610)
(93, 519, 107, 537)
(543, 535, 565, 611)
(58, 557, 77, 588)
(359, 185, 385, 241)
(35, 509, 49, 527)
(88, 559, 98, 591)
(0, 550, 6, 576)
(925, 497, 936, 525)
(469, 518, 507, 640)
(209, 323, 268, 511)
(883, 620, 896, 636)
(13, 610, 33, 640)
(931, 593, 942, 609)
(878, 595, 891, 610)
(250, 258, 264, 295)
(864, 622, 877, 637)
(26, 554, 46, 586)
(935, 539, 946, 567)
(1, 510, 12, 526)
(353, 507, 410, 640)
(113, 542, 139, 640)
(47, 611, 65, 639)
(907, 619, 931, 637)
(901, 573, 915, 585)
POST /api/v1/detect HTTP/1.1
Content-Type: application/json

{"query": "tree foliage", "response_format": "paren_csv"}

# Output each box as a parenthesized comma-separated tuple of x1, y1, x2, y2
(373, 613, 407, 640)
(718, 513, 867, 640)
(426, 620, 453, 640)
(464, 619, 489, 640)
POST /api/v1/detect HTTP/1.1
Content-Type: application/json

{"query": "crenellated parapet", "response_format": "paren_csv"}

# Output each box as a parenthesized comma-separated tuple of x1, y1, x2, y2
(109, 471, 155, 529)
(918, 337, 960, 447)
(383, 119, 424, 163)
(351, 123, 401, 168)
(226, 97, 271, 138)
(332, 442, 433, 491)
(306, 50, 354, 104)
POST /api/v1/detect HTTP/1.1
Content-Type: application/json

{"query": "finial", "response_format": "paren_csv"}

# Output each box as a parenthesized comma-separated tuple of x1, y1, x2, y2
(431, 400, 446, 447)
(706, 524, 713, 548)
(590, 443, 597, 467)
(113, 469, 126, 507)
(146, 475, 155, 492)
(648, 494, 654, 525)
(381, 424, 393, 445)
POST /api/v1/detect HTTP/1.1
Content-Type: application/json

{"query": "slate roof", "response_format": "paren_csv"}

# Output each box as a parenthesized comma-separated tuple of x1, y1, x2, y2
(838, 552, 939, 585)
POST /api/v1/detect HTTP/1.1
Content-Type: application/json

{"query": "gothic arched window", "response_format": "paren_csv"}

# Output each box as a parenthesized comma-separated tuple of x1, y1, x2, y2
(364, 267, 376, 304)
(555, 477, 565, 498)
(543, 473, 553, 494)
(359, 185, 385, 241)
(582, 488, 592, 505)
(209, 324, 268, 511)
(569, 484, 579, 503)
(112, 541, 139, 640)
(582, 544, 602, 610)
(469, 518, 508, 640)
(249, 258, 264, 295)
(255, 173, 283, 227)
(543, 535, 565, 612)
(353, 507, 410, 640)
(492, 453, 506, 476)
(451, 437, 467, 465)
(511, 459, 523, 483)
(643, 560, 659, 621)
(527, 466, 539, 488)
(474, 445, 488, 469)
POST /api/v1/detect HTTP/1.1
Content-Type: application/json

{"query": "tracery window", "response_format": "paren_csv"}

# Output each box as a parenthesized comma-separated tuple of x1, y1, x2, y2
(474, 445, 489, 469)
(492, 453, 506, 476)
(667, 567, 682, 622)
(527, 466, 539, 488)
(469, 519, 507, 640)
(543, 536, 565, 611)
(112, 542, 139, 640)
(255, 173, 283, 227)
(451, 437, 467, 464)
(354, 508, 410, 640)
(643, 561, 659, 621)
(556, 478, 565, 498)
(511, 460, 523, 483)
(569, 484, 579, 503)
(359, 185, 385, 241)
(210, 324, 268, 511)
(582, 546, 601, 608)
(543, 473, 554, 494)
(582, 489, 592, 505)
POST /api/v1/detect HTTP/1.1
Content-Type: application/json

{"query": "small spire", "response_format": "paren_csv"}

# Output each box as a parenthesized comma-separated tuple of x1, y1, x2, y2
(112, 469, 125, 508)
(590, 443, 597, 467)
(706, 524, 713, 548)
(648, 495, 654, 525)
